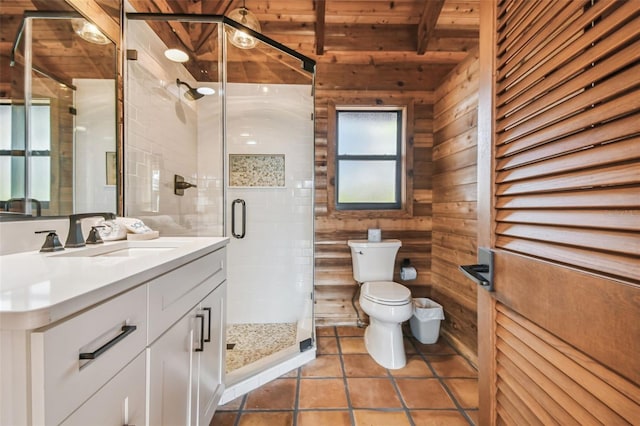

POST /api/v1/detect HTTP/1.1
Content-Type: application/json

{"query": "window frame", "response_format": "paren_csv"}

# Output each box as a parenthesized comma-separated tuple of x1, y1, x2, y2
(326, 99, 413, 218)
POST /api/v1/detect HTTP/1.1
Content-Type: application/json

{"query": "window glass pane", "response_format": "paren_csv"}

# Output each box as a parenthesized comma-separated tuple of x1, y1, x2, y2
(0, 157, 11, 199)
(338, 160, 396, 203)
(30, 156, 50, 201)
(31, 104, 51, 150)
(0, 105, 11, 150)
(338, 111, 398, 155)
(10, 156, 25, 198)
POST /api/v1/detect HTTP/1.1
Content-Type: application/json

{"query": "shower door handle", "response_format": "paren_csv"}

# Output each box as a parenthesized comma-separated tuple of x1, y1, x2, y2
(231, 199, 246, 239)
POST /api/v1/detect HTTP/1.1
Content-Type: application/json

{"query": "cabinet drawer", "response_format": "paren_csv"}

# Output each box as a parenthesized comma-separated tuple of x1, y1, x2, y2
(148, 248, 226, 343)
(61, 351, 146, 426)
(31, 285, 147, 426)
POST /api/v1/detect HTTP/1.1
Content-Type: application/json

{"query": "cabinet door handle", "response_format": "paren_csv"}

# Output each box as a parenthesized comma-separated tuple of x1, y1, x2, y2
(195, 314, 205, 352)
(203, 307, 212, 343)
(79, 325, 137, 360)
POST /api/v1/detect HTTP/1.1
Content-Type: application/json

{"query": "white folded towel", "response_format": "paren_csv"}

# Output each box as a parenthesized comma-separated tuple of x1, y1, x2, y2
(98, 217, 156, 241)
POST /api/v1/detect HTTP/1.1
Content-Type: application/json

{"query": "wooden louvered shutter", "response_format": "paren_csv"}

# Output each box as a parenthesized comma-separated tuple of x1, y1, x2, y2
(477, 1, 640, 424)
(494, 0, 640, 280)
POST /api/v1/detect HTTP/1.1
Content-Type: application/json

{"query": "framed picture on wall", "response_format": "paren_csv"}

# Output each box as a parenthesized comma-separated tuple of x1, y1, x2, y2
(106, 152, 116, 186)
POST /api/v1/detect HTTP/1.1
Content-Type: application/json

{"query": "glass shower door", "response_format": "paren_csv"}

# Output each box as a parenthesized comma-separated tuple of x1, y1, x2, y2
(223, 32, 315, 389)
(124, 14, 315, 402)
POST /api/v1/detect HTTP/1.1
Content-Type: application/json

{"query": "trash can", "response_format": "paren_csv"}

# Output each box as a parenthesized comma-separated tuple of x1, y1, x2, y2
(409, 298, 445, 344)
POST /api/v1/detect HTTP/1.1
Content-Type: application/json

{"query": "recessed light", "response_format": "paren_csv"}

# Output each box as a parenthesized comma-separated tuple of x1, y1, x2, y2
(196, 87, 216, 96)
(164, 48, 189, 63)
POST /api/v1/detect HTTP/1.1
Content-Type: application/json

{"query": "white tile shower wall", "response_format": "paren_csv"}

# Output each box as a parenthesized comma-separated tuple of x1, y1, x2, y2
(196, 90, 224, 237)
(225, 83, 314, 325)
(124, 18, 313, 325)
(125, 19, 200, 235)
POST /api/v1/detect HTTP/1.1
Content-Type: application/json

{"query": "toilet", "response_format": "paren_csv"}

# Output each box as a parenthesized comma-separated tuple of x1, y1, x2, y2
(348, 239, 413, 369)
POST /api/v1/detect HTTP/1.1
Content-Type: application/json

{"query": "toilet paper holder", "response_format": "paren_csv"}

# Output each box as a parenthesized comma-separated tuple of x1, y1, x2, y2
(400, 258, 417, 281)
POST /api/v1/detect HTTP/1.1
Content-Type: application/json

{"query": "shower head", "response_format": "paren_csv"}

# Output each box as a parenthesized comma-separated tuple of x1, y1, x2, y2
(176, 78, 204, 100)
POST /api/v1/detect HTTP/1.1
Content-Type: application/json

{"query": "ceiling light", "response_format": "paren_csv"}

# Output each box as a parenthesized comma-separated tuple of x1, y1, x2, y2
(227, 1, 261, 49)
(71, 18, 109, 45)
(164, 48, 189, 63)
(196, 87, 216, 96)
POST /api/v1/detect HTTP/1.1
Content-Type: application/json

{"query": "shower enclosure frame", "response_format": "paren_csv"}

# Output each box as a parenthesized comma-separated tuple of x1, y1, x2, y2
(123, 12, 316, 401)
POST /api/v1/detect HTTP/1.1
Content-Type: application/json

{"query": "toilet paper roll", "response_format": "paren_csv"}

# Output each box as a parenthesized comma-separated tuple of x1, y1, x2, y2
(400, 266, 417, 281)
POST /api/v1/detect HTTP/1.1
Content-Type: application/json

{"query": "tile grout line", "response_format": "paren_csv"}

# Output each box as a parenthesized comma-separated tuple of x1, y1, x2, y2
(231, 394, 247, 426)
(408, 337, 476, 425)
(335, 328, 358, 426)
(292, 363, 302, 426)
(386, 350, 417, 426)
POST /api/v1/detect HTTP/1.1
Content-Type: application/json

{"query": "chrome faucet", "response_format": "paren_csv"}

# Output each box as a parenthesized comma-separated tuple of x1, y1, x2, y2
(65, 212, 116, 248)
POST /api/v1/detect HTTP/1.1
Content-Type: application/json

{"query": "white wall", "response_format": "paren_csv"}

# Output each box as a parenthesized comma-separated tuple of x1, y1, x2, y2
(74, 79, 117, 213)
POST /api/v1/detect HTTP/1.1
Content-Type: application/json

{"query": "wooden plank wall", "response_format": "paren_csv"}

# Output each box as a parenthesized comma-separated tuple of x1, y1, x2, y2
(431, 47, 479, 364)
(313, 55, 453, 325)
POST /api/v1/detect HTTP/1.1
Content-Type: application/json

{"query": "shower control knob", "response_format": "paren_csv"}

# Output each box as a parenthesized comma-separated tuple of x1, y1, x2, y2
(174, 174, 198, 195)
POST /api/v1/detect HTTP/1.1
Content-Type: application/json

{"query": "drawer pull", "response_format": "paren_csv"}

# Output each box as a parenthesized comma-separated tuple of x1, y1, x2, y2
(203, 307, 212, 343)
(195, 314, 205, 352)
(79, 325, 137, 360)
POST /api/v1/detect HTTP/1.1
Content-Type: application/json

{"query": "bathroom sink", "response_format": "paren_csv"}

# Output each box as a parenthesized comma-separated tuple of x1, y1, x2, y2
(51, 240, 188, 258)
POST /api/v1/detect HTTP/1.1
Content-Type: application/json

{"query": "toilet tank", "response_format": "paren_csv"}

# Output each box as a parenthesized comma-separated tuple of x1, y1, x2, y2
(348, 239, 401, 282)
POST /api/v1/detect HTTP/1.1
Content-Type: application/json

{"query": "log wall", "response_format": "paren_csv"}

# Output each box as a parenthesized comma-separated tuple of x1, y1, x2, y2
(313, 54, 453, 325)
(431, 47, 479, 364)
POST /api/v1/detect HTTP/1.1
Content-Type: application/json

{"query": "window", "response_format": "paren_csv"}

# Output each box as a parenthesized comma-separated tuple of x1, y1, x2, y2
(335, 108, 403, 210)
(0, 102, 51, 203)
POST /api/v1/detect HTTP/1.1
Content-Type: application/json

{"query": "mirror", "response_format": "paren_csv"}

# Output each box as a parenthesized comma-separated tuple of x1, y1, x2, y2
(0, 1, 119, 220)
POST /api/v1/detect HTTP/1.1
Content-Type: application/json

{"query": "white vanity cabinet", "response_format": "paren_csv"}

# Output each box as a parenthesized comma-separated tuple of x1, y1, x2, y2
(148, 248, 227, 426)
(0, 237, 228, 426)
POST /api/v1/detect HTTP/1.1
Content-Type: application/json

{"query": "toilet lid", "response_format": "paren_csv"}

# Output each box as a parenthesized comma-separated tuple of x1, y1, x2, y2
(362, 281, 411, 305)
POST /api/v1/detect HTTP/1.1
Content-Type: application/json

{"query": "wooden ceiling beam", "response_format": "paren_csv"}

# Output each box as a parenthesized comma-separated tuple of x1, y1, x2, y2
(149, 0, 195, 51)
(315, 0, 326, 55)
(416, 0, 444, 55)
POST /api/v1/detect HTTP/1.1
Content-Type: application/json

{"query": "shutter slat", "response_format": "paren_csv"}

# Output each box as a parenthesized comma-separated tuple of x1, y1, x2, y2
(497, 309, 640, 424)
(497, 92, 640, 156)
(496, 137, 640, 183)
(497, 187, 639, 209)
(497, 1, 540, 48)
(497, 39, 640, 129)
(497, 2, 637, 105)
(497, 114, 640, 170)
(496, 223, 639, 255)
(497, 209, 640, 231)
(498, 64, 640, 146)
(497, 1, 583, 78)
(495, 364, 556, 425)
(495, 236, 639, 280)
(495, 343, 584, 426)
(496, 162, 640, 195)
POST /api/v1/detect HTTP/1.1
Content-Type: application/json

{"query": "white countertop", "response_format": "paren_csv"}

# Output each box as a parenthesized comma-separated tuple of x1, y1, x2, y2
(0, 237, 229, 330)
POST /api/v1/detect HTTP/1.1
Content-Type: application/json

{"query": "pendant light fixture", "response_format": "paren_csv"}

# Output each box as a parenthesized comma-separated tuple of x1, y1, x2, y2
(227, 0, 261, 49)
(71, 18, 110, 45)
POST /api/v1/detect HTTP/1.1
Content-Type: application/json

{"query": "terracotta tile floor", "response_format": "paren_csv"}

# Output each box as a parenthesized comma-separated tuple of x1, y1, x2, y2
(213, 325, 478, 426)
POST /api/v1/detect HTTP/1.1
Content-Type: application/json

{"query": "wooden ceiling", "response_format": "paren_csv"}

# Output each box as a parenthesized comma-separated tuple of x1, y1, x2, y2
(0, 0, 479, 93)
(0, 0, 118, 96)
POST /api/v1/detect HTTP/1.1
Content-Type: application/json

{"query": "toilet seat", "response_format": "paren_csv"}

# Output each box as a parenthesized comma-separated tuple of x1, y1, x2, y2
(362, 281, 411, 306)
